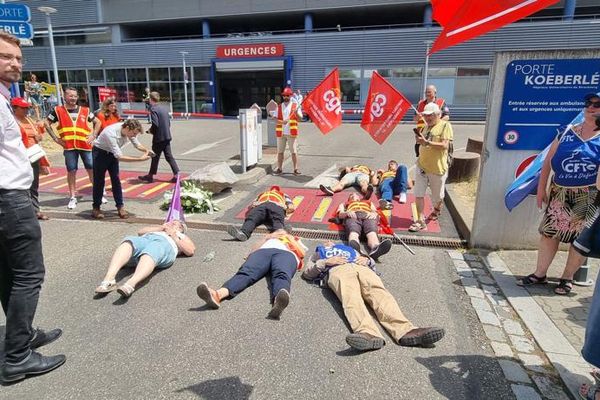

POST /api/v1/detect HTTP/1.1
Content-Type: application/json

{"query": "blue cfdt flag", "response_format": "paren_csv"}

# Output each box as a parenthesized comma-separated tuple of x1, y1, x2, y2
(504, 109, 588, 211)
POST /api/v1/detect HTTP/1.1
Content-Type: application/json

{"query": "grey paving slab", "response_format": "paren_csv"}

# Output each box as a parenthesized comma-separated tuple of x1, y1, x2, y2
(499, 360, 531, 383)
(511, 384, 542, 400)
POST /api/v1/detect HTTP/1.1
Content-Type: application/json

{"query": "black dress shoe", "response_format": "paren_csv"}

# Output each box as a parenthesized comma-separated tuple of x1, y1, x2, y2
(1, 351, 66, 383)
(138, 175, 153, 183)
(30, 328, 62, 349)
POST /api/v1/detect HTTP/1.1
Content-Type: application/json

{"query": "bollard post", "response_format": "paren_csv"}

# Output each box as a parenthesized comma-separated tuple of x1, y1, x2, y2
(573, 257, 594, 286)
(265, 100, 278, 147)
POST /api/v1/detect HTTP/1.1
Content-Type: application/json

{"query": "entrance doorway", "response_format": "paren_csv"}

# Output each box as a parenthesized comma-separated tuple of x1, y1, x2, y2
(89, 85, 103, 112)
(216, 70, 284, 116)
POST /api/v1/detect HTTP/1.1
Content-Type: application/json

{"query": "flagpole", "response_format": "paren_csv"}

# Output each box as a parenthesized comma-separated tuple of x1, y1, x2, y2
(422, 40, 434, 96)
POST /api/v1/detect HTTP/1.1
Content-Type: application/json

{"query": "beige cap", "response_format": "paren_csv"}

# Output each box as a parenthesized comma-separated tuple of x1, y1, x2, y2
(421, 102, 441, 115)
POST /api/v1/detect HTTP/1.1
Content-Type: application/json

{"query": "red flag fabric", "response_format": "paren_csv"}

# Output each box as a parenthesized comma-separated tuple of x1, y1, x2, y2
(376, 209, 394, 235)
(430, 0, 560, 54)
(360, 72, 411, 145)
(302, 68, 342, 135)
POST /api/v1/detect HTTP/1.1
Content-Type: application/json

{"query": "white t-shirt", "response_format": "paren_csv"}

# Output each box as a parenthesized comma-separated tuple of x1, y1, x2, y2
(93, 122, 142, 158)
(261, 238, 299, 266)
(0, 85, 33, 190)
(269, 102, 303, 136)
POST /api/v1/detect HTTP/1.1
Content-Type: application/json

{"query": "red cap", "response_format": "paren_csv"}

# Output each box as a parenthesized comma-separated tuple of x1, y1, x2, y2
(10, 97, 30, 108)
(281, 87, 293, 96)
(270, 185, 281, 191)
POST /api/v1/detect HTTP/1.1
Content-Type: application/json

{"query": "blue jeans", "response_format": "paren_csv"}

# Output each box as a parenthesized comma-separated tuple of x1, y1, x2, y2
(64, 149, 93, 172)
(0, 190, 45, 363)
(92, 147, 123, 208)
(223, 248, 297, 302)
(379, 165, 408, 202)
(583, 269, 600, 367)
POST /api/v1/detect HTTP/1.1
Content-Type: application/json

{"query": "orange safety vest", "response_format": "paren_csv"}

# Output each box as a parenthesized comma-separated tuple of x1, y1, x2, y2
(380, 170, 395, 181)
(96, 112, 121, 131)
(416, 98, 446, 131)
(257, 188, 287, 208)
(277, 235, 306, 270)
(275, 103, 299, 138)
(350, 164, 370, 175)
(55, 106, 93, 151)
(345, 200, 372, 213)
(18, 118, 50, 167)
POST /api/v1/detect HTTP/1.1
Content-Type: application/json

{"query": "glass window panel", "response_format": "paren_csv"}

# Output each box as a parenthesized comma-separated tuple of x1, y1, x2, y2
(388, 78, 423, 103)
(106, 69, 126, 83)
(126, 83, 148, 103)
(88, 69, 104, 83)
(194, 67, 210, 81)
(428, 78, 455, 104)
(126, 68, 147, 82)
(170, 67, 190, 82)
(194, 82, 213, 113)
(148, 82, 171, 102)
(67, 70, 87, 83)
(149, 68, 169, 82)
(340, 79, 360, 103)
(25, 71, 49, 83)
(364, 69, 384, 78)
(171, 82, 192, 112)
(57, 70, 67, 83)
(104, 84, 128, 102)
(457, 67, 489, 77)
(391, 67, 422, 78)
(429, 67, 457, 77)
(339, 69, 361, 79)
(454, 77, 489, 105)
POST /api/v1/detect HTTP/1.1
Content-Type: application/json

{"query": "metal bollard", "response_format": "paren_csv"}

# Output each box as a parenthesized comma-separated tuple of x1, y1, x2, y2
(573, 257, 594, 286)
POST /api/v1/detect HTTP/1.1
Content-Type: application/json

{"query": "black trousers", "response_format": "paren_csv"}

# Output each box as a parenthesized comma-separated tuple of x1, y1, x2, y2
(0, 189, 45, 363)
(149, 140, 179, 176)
(241, 202, 286, 238)
(92, 147, 123, 209)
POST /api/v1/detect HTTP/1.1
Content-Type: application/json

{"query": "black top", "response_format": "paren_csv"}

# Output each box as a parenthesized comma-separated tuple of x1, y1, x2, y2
(148, 103, 171, 142)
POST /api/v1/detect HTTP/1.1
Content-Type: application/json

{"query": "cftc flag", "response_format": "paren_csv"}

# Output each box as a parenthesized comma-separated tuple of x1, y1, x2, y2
(430, 0, 559, 54)
(165, 174, 186, 223)
(360, 72, 411, 145)
(302, 68, 343, 134)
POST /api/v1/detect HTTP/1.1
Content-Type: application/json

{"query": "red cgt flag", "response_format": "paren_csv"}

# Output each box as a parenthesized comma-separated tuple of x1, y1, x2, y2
(302, 68, 342, 135)
(430, 0, 559, 54)
(360, 72, 411, 145)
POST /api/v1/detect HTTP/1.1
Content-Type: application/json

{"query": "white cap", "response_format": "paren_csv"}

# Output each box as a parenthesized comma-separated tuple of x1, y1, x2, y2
(421, 102, 441, 115)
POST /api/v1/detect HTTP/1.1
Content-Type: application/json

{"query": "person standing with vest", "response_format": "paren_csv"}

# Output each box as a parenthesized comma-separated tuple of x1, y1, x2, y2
(11, 97, 51, 220)
(196, 230, 307, 320)
(410, 103, 453, 232)
(0, 31, 65, 384)
(269, 87, 302, 175)
(336, 193, 392, 260)
(45, 87, 101, 210)
(138, 91, 180, 184)
(413, 85, 450, 158)
(227, 185, 295, 241)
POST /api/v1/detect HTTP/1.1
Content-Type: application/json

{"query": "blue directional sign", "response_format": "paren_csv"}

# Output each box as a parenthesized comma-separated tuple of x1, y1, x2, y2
(497, 58, 600, 150)
(0, 21, 33, 40)
(0, 3, 31, 22)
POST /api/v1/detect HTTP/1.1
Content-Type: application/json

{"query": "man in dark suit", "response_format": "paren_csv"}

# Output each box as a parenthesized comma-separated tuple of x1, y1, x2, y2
(138, 92, 180, 183)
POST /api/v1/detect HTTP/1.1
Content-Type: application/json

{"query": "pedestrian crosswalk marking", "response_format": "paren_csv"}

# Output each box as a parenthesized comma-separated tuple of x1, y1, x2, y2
(140, 182, 171, 197)
(286, 196, 304, 220)
(311, 198, 333, 222)
(123, 183, 144, 193)
(38, 175, 67, 186)
(53, 175, 91, 189)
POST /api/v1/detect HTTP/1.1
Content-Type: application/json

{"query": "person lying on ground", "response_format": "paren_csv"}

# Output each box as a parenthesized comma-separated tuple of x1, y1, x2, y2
(95, 220, 195, 297)
(196, 230, 307, 320)
(319, 164, 375, 199)
(335, 193, 392, 260)
(302, 241, 445, 352)
(372, 160, 411, 209)
(228, 185, 295, 241)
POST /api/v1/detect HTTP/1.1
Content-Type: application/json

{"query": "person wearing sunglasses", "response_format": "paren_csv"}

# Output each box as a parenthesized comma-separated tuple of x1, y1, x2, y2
(519, 92, 600, 296)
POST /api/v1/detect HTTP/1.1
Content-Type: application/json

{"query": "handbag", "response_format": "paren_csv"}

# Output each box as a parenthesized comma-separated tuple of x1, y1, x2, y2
(26, 144, 46, 163)
(573, 192, 600, 259)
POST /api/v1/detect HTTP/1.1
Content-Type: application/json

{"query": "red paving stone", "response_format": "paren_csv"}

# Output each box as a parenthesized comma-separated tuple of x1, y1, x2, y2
(38, 167, 182, 200)
(235, 187, 441, 233)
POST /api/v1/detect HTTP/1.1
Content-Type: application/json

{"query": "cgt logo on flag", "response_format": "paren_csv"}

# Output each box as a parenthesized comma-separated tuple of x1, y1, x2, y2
(360, 72, 411, 145)
(302, 68, 343, 135)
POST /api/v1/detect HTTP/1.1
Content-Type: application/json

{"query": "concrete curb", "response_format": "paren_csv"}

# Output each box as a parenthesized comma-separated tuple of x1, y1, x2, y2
(444, 186, 471, 244)
(482, 251, 594, 399)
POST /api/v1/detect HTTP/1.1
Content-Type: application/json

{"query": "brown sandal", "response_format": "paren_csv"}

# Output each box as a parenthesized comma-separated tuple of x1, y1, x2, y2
(117, 208, 129, 219)
(293, 169, 301, 176)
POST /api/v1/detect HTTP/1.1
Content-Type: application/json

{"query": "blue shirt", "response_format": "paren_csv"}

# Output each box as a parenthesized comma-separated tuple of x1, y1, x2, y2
(551, 126, 600, 187)
(316, 244, 361, 263)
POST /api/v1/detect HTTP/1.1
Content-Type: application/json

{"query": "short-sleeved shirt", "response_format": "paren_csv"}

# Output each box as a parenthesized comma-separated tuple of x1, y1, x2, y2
(93, 122, 141, 159)
(47, 105, 96, 126)
(269, 102, 303, 136)
(418, 120, 454, 175)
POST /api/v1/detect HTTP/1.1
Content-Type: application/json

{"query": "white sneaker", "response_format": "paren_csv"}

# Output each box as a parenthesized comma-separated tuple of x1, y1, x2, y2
(101, 196, 108, 204)
(399, 192, 407, 204)
(67, 197, 77, 210)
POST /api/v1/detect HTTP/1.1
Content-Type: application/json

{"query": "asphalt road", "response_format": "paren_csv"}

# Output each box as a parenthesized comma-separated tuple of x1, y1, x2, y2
(1, 219, 515, 400)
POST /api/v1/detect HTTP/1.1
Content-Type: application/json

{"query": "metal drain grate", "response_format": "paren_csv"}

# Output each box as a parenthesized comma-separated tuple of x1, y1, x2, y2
(46, 212, 467, 250)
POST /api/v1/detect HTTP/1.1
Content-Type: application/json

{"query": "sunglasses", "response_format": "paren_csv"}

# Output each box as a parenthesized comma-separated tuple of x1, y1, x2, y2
(585, 100, 600, 109)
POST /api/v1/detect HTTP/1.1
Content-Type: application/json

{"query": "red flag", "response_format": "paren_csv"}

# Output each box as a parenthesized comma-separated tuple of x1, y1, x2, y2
(376, 209, 394, 235)
(302, 68, 342, 135)
(430, 0, 559, 54)
(360, 72, 411, 145)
